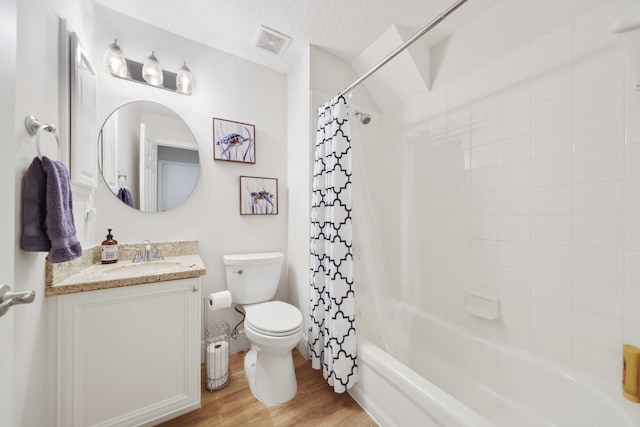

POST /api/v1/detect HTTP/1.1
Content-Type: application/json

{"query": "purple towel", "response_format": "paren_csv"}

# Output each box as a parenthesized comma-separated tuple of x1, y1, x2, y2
(117, 187, 133, 207)
(20, 157, 82, 263)
(20, 157, 50, 251)
(40, 156, 82, 263)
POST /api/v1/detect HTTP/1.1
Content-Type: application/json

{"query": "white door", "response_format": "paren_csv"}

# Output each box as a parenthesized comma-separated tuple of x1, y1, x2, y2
(0, 0, 17, 425)
(139, 123, 158, 212)
(157, 160, 199, 212)
(99, 110, 118, 191)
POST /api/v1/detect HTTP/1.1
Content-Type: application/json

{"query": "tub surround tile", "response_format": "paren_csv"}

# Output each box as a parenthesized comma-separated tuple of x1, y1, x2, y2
(532, 216, 572, 246)
(531, 186, 571, 216)
(573, 84, 624, 123)
(573, 181, 624, 215)
(532, 95, 571, 132)
(532, 68, 572, 106)
(498, 108, 531, 140)
(573, 112, 624, 152)
(573, 216, 625, 250)
(531, 271, 571, 306)
(498, 216, 531, 243)
(532, 155, 572, 187)
(532, 300, 571, 337)
(532, 243, 572, 276)
(572, 146, 625, 183)
(572, 246, 624, 285)
(626, 108, 640, 143)
(373, 0, 638, 388)
(572, 278, 623, 319)
(498, 188, 531, 216)
(498, 134, 531, 164)
(45, 240, 206, 296)
(498, 266, 531, 297)
(572, 309, 623, 353)
(499, 292, 531, 323)
(532, 124, 572, 159)
(626, 251, 640, 287)
(625, 320, 640, 346)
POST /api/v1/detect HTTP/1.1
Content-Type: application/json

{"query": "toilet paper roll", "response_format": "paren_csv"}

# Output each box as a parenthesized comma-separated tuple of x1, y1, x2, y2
(206, 290, 232, 311)
(207, 341, 229, 380)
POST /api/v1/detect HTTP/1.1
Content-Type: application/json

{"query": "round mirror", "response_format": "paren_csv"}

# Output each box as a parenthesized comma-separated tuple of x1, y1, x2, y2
(98, 102, 200, 212)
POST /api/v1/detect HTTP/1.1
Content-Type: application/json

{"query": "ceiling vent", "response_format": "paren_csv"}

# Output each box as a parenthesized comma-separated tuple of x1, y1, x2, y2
(254, 25, 291, 55)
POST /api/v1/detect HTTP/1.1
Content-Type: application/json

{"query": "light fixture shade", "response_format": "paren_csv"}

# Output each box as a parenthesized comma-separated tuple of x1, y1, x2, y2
(176, 62, 194, 95)
(142, 51, 163, 86)
(103, 39, 127, 77)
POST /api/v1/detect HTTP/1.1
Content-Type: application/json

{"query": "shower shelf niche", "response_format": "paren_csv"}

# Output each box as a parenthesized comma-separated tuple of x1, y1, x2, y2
(464, 291, 500, 320)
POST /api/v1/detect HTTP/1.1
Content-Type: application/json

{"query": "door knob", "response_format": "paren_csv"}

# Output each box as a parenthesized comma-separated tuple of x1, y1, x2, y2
(0, 284, 36, 317)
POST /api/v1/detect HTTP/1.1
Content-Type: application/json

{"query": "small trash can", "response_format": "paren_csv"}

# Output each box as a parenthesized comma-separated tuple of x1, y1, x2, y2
(205, 320, 230, 391)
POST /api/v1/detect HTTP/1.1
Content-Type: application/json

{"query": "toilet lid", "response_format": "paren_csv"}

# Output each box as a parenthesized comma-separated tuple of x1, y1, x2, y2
(245, 301, 302, 335)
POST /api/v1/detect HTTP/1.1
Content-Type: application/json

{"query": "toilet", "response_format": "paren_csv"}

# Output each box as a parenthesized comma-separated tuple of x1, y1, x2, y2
(223, 252, 303, 405)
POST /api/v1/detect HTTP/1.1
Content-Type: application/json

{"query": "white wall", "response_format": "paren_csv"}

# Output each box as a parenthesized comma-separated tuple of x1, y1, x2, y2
(13, 1, 94, 426)
(92, 5, 289, 350)
(12, 1, 288, 425)
(286, 46, 311, 356)
(371, 0, 639, 387)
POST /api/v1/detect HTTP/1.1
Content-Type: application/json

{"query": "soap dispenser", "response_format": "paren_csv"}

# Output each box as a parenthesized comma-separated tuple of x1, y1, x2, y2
(101, 228, 119, 264)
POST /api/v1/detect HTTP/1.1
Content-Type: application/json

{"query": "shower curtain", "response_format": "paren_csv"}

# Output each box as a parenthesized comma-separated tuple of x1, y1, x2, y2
(309, 94, 357, 393)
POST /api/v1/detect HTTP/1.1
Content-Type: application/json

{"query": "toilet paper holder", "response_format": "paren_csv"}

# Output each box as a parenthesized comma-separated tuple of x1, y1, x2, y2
(205, 320, 230, 391)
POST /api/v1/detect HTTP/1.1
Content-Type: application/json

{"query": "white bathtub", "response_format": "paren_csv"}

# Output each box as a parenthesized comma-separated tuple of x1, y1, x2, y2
(349, 305, 640, 427)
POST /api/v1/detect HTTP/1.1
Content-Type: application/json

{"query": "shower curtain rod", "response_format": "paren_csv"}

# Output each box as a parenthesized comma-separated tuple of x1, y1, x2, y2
(336, 0, 470, 99)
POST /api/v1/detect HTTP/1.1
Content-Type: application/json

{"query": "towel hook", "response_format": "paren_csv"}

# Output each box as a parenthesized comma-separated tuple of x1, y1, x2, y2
(25, 115, 61, 160)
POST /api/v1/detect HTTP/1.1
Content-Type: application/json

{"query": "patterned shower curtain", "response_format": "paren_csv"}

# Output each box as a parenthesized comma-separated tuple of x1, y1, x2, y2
(309, 94, 357, 393)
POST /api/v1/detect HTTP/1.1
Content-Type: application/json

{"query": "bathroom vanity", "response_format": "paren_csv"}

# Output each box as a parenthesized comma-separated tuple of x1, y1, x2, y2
(47, 241, 206, 427)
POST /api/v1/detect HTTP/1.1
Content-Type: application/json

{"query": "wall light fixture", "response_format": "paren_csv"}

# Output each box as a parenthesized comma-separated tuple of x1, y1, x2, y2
(176, 62, 194, 95)
(103, 41, 194, 96)
(102, 39, 127, 77)
(142, 51, 163, 86)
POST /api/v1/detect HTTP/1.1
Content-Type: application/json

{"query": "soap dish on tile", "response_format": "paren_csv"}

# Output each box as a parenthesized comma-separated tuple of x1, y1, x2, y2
(464, 291, 500, 320)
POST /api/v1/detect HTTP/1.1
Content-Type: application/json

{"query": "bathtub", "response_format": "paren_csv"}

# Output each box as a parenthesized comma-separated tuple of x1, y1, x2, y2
(349, 305, 640, 427)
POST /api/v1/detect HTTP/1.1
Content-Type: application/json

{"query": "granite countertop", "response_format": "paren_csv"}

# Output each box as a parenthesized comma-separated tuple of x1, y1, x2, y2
(45, 240, 207, 296)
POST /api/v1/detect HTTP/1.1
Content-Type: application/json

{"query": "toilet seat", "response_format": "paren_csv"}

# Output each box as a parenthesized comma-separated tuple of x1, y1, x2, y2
(245, 301, 302, 337)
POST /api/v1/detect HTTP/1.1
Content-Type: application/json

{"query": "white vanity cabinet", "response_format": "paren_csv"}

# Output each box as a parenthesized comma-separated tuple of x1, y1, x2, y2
(55, 277, 201, 426)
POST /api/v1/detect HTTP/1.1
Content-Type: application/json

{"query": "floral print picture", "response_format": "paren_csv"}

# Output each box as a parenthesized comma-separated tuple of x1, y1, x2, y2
(213, 118, 255, 163)
(240, 176, 278, 215)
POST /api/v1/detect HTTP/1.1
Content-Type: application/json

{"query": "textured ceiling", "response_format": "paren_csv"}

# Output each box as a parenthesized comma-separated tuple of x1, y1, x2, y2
(94, 0, 499, 73)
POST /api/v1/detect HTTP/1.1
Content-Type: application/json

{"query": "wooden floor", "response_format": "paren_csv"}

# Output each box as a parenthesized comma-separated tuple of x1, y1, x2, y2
(158, 349, 377, 427)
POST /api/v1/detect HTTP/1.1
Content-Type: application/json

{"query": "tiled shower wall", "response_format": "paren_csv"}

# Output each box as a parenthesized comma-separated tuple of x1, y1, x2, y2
(374, 0, 640, 386)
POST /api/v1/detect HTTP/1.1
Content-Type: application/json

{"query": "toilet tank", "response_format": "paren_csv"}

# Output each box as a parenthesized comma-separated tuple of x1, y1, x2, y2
(223, 252, 285, 304)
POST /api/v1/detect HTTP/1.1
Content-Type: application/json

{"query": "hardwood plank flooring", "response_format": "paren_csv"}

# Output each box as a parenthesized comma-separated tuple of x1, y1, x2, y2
(158, 349, 377, 426)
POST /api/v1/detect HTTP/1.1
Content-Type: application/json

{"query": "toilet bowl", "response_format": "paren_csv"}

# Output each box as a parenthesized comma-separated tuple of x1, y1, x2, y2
(242, 301, 303, 405)
(223, 252, 303, 405)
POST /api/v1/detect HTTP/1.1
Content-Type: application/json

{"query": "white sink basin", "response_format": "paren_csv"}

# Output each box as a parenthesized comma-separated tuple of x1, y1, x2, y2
(102, 261, 182, 276)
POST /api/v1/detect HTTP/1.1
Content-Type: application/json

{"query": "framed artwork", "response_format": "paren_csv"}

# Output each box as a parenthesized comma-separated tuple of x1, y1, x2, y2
(239, 176, 278, 215)
(213, 117, 255, 163)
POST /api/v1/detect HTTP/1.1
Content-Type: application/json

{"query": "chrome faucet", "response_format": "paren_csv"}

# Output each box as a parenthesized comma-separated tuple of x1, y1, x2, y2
(143, 239, 152, 262)
(132, 239, 163, 263)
